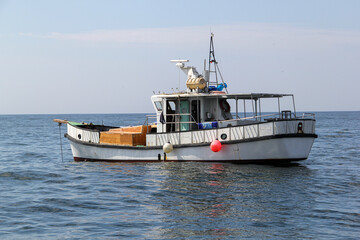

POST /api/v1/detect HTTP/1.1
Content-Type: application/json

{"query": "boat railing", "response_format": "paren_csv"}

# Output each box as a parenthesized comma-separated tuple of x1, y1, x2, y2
(145, 111, 315, 129)
(144, 111, 316, 146)
(230, 113, 279, 122)
(301, 113, 316, 119)
(144, 115, 156, 125)
(146, 112, 298, 131)
(145, 113, 261, 127)
(144, 113, 198, 126)
(230, 112, 304, 123)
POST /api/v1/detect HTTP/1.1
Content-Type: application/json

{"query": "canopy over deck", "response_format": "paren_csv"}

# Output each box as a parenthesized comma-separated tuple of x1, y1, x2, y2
(152, 92, 293, 100)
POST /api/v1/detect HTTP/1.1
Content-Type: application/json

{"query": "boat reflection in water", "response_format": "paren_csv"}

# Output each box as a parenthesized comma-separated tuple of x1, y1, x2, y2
(138, 162, 314, 239)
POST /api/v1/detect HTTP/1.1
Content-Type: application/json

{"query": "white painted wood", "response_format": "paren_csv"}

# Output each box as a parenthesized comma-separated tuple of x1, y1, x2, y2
(68, 136, 315, 161)
(67, 119, 316, 162)
(67, 124, 99, 143)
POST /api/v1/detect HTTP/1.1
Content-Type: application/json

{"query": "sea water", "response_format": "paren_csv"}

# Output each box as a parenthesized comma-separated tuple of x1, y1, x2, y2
(0, 112, 359, 239)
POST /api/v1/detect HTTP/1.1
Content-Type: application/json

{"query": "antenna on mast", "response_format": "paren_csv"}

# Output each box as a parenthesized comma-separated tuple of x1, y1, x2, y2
(207, 33, 228, 93)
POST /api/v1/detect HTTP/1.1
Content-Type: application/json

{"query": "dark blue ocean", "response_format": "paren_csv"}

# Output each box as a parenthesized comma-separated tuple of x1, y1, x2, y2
(0, 112, 359, 239)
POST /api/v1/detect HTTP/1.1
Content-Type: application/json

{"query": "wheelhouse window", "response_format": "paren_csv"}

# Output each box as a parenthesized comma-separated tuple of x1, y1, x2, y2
(166, 100, 177, 132)
(167, 101, 176, 111)
(154, 101, 163, 111)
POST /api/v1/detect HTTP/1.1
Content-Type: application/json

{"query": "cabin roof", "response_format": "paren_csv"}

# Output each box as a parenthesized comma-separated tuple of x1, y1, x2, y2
(152, 92, 293, 100)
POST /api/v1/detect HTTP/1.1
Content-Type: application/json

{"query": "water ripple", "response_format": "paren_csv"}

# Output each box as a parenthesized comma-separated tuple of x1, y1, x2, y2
(0, 113, 359, 239)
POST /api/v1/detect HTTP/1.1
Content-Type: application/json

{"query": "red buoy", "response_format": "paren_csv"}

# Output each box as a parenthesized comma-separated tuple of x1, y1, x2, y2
(210, 139, 222, 152)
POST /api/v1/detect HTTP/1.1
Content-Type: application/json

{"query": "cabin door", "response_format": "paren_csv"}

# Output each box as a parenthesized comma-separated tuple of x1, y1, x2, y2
(180, 100, 190, 131)
(191, 100, 201, 130)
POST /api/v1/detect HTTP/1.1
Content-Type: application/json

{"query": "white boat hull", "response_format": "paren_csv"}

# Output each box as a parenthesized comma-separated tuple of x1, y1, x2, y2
(66, 134, 315, 162)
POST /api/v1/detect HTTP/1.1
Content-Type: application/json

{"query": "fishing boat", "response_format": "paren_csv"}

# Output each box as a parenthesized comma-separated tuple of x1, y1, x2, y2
(54, 35, 317, 162)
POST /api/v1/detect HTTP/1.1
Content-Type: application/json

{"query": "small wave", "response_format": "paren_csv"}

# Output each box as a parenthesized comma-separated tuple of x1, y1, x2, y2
(43, 198, 104, 210)
(9, 142, 29, 146)
(0, 170, 63, 181)
(45, 173, 62, 178)
(21, 152, 47, 158)
(311, 209, 360, 225)
(0, 171, 43, 181)
(334, 130, 352, 134)
(29, 205, 75, 214)
(43, 179, 68, 184)
(323, 134, 346, 139)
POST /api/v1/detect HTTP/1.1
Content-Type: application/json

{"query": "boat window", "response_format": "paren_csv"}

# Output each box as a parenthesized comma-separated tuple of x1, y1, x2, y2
(154, 101, 163, 111)
(168, 101, 176, 111)
(166, 100, 177, 132)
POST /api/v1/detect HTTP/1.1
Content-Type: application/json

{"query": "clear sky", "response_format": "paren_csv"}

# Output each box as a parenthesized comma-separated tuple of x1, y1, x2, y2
(1, 0, 359, 114)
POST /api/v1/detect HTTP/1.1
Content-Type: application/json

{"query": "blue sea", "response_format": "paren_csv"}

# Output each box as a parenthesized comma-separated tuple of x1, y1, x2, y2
(0, 112, 359, 239)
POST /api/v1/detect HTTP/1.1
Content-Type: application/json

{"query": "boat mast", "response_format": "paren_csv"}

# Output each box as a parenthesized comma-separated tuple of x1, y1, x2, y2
(208, 33, 218, 88)
(207, 33, 228, 93)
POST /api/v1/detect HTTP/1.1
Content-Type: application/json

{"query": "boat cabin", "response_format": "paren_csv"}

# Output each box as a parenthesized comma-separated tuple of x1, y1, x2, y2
(150, 92, 298, 134)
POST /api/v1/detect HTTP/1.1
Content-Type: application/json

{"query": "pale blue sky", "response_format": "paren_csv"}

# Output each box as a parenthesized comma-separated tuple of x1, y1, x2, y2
(1, 0, 359, 113)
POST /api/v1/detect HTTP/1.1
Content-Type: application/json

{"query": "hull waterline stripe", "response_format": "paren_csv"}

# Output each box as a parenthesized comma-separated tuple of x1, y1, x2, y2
(73, 156, 307, 163)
